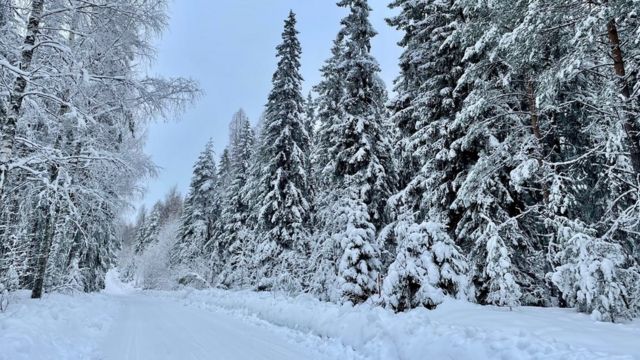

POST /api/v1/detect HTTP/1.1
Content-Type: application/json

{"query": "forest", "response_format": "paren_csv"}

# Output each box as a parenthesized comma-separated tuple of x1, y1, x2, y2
(2, 0, 640, 325)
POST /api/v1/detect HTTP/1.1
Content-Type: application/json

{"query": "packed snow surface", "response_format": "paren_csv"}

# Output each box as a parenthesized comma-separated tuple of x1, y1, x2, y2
(1, 274, 638, 360)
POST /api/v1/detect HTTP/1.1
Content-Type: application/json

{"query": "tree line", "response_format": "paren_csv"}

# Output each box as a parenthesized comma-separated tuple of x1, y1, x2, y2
(125, 0, 640, 322)
(1, 0, 637, 323)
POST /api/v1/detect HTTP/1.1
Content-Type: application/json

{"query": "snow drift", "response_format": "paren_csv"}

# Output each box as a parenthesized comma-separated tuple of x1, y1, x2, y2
(177, 289, 640, 360)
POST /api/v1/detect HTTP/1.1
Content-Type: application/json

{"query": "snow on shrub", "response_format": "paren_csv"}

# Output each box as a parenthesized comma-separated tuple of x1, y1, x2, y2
(383, 218, 468, 311)
(551, 223, 640, 322)
(134, 220, 180, 290)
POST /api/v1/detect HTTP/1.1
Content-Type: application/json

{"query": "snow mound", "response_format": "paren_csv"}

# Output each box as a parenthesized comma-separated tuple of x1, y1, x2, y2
(178, 289, 640, 360)
(0, 291, 120, 360)
(103, 269, 135, 295)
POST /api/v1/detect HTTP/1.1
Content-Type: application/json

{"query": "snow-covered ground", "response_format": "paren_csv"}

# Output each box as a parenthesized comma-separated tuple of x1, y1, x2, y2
(1, 272, 638, 360)
(175, 289, 640, 360)
(0, 290, 120, 360)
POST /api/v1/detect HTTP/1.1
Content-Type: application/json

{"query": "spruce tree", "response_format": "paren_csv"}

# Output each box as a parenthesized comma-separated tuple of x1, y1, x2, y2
(311, 32, 345, 192)
(382, 216, 468, 312)
(255, 11, 311, 292)
(382, 0, 471, 309)
(314, 0, 395, 304)
(173, 140, 218, 278)
(551, 222, 639, 321)
(308, 33, 347, 298)
(334, 0, 395, 227)
(219, 114, 256, 287)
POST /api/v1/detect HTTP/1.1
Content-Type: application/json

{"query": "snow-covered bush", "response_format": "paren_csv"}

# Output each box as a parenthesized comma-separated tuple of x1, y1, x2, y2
(134, 220, 180, 290)
(335, 195, 381, 305)
(383, 219, 468, 312)
(60, 258, 85, 293)
(551, 224, 640, 322)
(0, 265, 18, 312)
(177, 272, 210, 290)
(474, 222, 522, 308)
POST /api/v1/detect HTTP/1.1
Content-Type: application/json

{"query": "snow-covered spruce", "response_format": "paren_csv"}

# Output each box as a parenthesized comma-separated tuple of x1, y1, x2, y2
(252, 11, 312, 292)
(172, 140, 219, 281)
(383, 218, 468, 312)
(551, 222, 640, 321)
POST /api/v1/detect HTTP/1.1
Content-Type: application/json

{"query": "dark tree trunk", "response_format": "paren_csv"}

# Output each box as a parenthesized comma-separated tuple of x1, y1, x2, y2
(526, 77, 549, 202)
(30, 164, 59, 299)
(0, 0, 45, 196)
(607, 19, 640, 176)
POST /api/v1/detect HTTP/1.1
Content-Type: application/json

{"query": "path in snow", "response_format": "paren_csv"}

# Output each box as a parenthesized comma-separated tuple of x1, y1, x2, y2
(100, 294, 335, 360)
(2, 271, 636, 360)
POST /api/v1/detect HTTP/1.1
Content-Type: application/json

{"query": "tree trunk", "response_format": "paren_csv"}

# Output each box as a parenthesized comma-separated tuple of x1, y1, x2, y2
(30, 165, 59, 299)
(526, 77, 550, 203)
(0, 0, 45, 196)
(0, 1, 7, 27)
(607, 19, 640, 176)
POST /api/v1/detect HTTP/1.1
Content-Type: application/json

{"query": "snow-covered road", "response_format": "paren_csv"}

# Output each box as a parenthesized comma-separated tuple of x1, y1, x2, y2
(1, 278, 638, 360)
(101, 294, 331, 360)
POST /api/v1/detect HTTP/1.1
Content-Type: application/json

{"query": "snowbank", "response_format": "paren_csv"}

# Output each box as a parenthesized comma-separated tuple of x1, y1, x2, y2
(103, 268, 136, 295)
(0, 290, 120, 360)
(177, 289, 640, 360)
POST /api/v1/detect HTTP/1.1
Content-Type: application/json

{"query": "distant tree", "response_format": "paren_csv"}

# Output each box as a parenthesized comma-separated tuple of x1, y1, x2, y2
(219, 114, 256, 287)
(173, 140, 218, 278)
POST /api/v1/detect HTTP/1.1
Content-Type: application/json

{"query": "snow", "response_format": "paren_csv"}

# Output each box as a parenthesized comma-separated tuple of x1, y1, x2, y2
(177, 289, 640, 360)
(0, 290, 120, 360)
(104, 268, 136, 296)
(0, 273, 361, 360)
(1, 275, 638, 360)
(101, 295, 356, 360)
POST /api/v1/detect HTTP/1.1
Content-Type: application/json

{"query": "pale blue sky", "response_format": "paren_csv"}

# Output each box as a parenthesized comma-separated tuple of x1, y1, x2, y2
(138, 0, 402, 214)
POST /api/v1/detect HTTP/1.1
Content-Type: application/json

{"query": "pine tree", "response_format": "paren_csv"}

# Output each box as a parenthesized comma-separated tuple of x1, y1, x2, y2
(254, 11, 311, 292)
(515, 0, 640, 317)
(456, 0, 640, 312)
(411, 0, 550, 307)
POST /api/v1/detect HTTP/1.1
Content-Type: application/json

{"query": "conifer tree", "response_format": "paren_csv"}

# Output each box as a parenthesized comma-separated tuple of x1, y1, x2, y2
(255, 11, 311, 291)
(551, 222, 639, 321)
(311, 0, 395, 304)
(334, 0, 395, 228)
(334, 187, 381, 304)
(382, 0, 472, 309)
(383, 217, 468, 311)
(311, 32, 345, 192)
(219, 113, 256, 287)
(173, 140, 218, 277)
